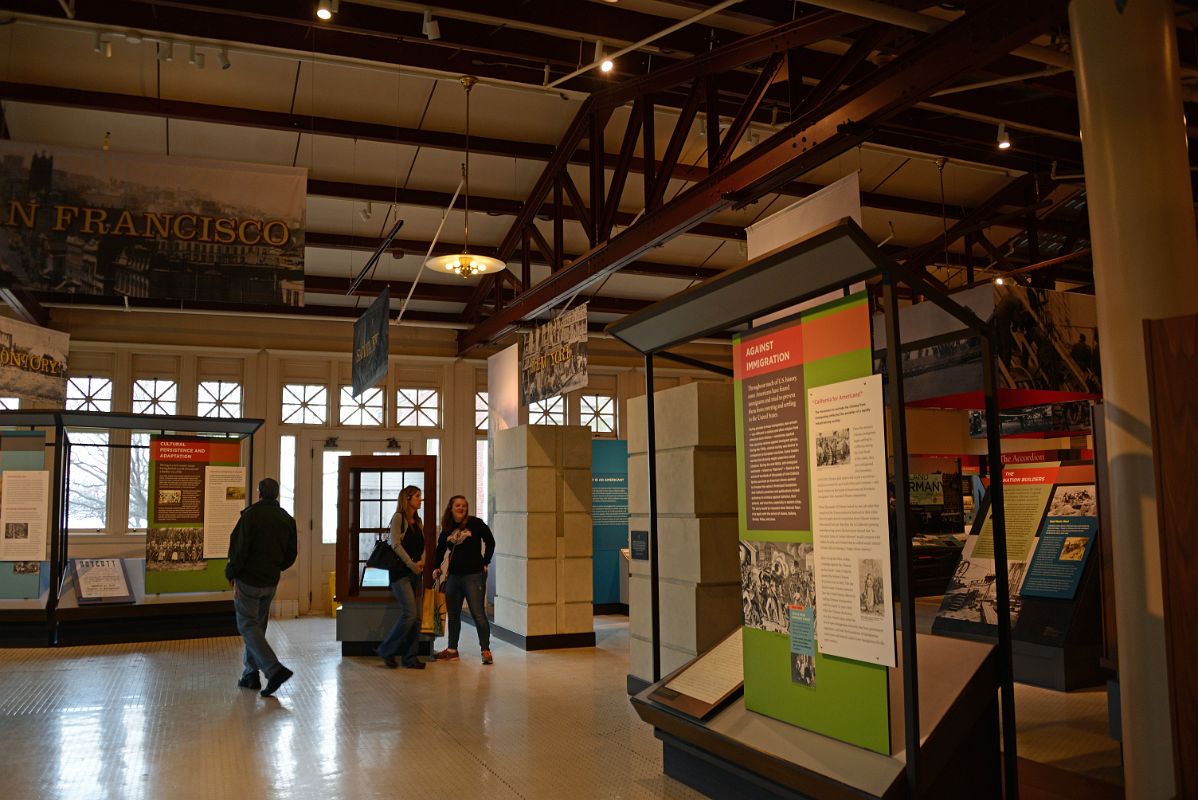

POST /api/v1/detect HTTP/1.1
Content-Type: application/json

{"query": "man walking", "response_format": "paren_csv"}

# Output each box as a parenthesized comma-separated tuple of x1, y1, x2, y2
(226, 477, 298, 697)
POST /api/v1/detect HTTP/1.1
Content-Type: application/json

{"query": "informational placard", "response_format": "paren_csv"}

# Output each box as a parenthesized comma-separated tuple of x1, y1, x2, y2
(909, 473, 944, 506)
(806, 375, 895, 667)
(630, 530, 649, 561)
(73, 558, 134, 604)
(0, 470, 50, 562)
(651, 627, 744, 719)
(203, 466, 248, 559)
(591, 439, 629, 604)
(734, 292, 891, 756)
(146, 436, 242, 593)
(0, 432, 47, 601)
(1020, 484, 1098, 600)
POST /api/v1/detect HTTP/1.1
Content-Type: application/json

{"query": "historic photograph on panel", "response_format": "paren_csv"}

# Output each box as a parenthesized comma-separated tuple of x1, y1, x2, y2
(740, 540, 816, 634)
(4, 522, 29, 540)
(12, 561, 40, 574)
(145, 527, 206, 571)
(791, 651, 816, 688)
(1048, 484, 1097, 517)
(815, 428, 851, 468)
(1060, 537, 1088, 561)
(937, 558, 1028, 626)
(858, 558, 885, 617)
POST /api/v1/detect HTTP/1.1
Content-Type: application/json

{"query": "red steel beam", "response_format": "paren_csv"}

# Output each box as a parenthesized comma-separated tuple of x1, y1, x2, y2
(459, 0, 1071, 354)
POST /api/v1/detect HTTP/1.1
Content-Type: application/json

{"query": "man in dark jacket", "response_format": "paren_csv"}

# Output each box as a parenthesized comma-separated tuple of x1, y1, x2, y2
(226, 477, 298, 697)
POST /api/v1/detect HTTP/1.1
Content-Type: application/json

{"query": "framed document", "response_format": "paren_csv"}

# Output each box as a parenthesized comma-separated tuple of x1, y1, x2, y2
(72, 558, 135, 605)
(649, 627, 744, 720)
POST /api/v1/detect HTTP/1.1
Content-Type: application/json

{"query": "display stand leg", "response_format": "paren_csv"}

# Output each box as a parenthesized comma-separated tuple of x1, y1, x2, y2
(645, 353, 661, 682)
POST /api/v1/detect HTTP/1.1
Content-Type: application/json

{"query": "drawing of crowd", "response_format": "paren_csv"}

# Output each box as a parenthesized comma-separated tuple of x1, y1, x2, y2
(815, 428, 851, 468)
(740, 540, 815, 634)
(145, 527, 206, 570)
(937, 557, 1027, 626)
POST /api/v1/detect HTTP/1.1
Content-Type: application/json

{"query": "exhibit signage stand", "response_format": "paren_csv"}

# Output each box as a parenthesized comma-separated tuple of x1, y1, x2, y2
(608, 219, 1019, 798)
(0, 410, 262, 646)
(0, 418, 56, 646)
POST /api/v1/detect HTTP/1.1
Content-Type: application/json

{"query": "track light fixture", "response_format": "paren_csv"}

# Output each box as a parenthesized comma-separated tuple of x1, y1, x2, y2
(994, 276, 1005, 286)
(359, 201, 373, 222)
(158, 41, 174, 62)
(996, 122, 1011, 150)
(217, 46, 231, 70)
(422, 10, 441, 40)
(93, 31, 102, 54)
(316, 0, 333, 20)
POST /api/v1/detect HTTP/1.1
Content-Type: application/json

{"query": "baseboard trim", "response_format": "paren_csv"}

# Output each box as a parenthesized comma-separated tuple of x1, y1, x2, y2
(593, 603, 629, 615)
(489, 624, 596, 651)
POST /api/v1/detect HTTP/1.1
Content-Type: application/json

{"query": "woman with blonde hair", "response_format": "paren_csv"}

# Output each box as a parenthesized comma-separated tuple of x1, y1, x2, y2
(377, 485, 426, 670)
(433, 495, 496, 664)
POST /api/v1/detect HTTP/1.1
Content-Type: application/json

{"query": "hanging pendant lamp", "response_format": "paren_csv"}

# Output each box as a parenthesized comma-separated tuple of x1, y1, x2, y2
(427, 76, 504, 279)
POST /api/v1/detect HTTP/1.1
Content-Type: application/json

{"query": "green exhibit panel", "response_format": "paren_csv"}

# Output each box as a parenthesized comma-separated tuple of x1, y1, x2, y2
(733, 292, 893, 755)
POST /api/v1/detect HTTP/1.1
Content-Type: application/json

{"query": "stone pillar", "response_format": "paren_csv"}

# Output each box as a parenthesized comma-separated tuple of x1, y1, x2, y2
(627, 381, 741, 686)
(1069, 0, 1198, 794)
(491, 424, 596, 648)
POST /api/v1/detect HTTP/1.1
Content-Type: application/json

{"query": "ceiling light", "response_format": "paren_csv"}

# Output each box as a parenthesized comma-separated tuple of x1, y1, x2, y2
(316, 0, 333, 20)
(217, 46, 231, 70)
(426, 76, 504, 279)
(124, 31, 142, 44)
(422, 10, 441, 40)
(996, 122, 1011, 150)
(104, 41, 113, 58)
(594, 40, 613, 73)
(359, 201, 373, 222)
(93, 31, 102, 54)
(994, 276, 1005, 285)
(158, 41, 174, 62)
(187, 43, 197, 65)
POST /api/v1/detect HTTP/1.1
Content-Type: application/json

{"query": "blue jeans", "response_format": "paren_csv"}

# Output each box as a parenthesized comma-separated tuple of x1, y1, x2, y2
(445, 571, 489, 650)
(233, 580, 283, 679)
(378, 574, 421, 665)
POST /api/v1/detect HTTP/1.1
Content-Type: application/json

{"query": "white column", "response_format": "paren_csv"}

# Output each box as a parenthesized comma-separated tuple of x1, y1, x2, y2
(1069, 1, 1198, 794)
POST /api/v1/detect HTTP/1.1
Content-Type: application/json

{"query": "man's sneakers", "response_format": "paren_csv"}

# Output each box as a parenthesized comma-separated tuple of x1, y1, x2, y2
(481, 649, 493, 665)
(237, 672, 261, 691)
(404, 660, 427, 670)
(260, 666, 293, 697)
(434, 648, 460, 661)
(381, 655, 399, 669)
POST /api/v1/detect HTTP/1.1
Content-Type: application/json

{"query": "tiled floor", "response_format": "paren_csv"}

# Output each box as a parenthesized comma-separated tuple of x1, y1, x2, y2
(0, 616, 700, 800)
(0, 612, 1122, 799)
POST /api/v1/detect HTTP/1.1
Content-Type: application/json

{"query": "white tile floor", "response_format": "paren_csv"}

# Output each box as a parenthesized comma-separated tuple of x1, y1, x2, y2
(0, 611, 1122, 799)
(0, 616, 700, 800)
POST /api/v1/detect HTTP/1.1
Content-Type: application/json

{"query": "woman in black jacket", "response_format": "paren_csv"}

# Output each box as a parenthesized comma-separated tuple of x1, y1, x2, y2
(377, 485, 426, 670)
(433, 495, 496, 664)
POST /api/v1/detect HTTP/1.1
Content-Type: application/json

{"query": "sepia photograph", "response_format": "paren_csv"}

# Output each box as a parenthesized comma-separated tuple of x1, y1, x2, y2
(12, 560, 40, 574)
(815, 428, 851, 468)
(158, 489, 182, 505)
(1048, 484, 1097, 517)
(225, 485, 247, 501)
(145, 527, 206, 571)
(1060, 537, 1088, 561)
(4, 522, 29, 540)
(740, 540, 816, 634)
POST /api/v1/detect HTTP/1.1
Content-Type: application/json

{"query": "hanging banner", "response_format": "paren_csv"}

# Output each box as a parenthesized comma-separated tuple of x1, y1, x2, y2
(352, 286, 390, 396)
(520, 303, 588, 405)
(146, 436, 242, 593)
(0, 142, 305, 306)
(0, 316, 69, 407)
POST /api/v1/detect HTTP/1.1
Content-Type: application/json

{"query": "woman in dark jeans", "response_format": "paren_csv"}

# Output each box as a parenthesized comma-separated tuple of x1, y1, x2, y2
(378, 485, 426, 670)
(433, 495, 496, 664)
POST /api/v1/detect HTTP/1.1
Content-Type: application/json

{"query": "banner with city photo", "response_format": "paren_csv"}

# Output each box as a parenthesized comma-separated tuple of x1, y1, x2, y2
(0, 142, 305, 306)
(0, 315, 68, 407)
(520, 303, 588, 406)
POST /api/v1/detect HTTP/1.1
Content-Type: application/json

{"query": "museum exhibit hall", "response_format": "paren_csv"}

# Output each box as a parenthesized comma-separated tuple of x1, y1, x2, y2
(2, 0, 1197, 798)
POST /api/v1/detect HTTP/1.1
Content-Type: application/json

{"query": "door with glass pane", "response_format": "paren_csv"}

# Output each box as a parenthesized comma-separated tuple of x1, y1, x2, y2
(295, 432, 423, 614)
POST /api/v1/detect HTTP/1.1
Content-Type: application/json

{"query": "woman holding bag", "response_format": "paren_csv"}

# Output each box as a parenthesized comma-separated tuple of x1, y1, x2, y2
(433, 495, 496, 665)
(377, 485, 426, 670)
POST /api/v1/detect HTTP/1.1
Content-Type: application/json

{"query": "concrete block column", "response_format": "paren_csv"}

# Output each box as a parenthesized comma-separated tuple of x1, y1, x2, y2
(491, 424, 596, 649)
(627, 381, 740, 686)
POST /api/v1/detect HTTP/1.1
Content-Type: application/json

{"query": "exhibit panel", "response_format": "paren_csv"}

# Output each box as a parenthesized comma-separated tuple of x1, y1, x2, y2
(733, 292, 894, 755)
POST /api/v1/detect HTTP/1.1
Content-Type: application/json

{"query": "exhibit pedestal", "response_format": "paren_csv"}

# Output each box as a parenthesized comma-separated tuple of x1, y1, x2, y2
(335, 600, 434, 658)
(632, 633, 1001, 799)
(54, 559, 236, 646)
(627, 382, 741, 687)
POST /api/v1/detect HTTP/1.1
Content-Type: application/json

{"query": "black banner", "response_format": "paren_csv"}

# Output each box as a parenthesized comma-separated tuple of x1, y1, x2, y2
(352, 287, 390, 396)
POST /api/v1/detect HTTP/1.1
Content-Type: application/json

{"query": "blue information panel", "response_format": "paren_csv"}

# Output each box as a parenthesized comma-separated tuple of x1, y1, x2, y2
(592, 440, 629, 604)
(1020, 516, 1097, 600)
